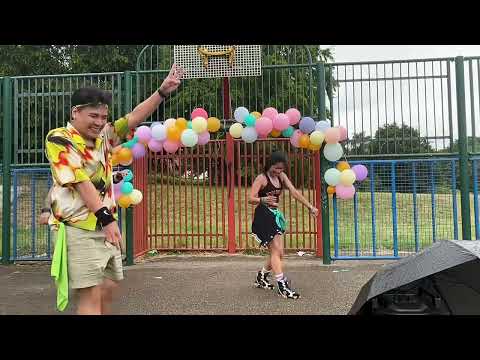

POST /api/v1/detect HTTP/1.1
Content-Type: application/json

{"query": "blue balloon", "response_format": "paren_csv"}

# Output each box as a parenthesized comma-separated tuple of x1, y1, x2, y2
(121, 181, 134, 195)
(124, 170, 133, 182)
(299, 117, 316, 134)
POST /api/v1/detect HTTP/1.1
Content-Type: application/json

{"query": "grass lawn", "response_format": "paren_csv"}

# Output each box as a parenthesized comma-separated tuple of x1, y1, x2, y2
(2, 182, 478, 259)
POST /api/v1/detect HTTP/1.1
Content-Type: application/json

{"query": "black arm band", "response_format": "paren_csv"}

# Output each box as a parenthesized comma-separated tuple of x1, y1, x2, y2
(95, 207, 115, 228)
(157, 89, 169, 99)
(41, 207, 51, 214)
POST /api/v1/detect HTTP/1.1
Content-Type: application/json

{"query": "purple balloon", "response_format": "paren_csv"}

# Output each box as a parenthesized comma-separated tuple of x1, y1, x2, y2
(148, 139, 164, 153)
(299, 117, 316, 134)
(197, 131, 210, 145)
(352, 164, 368, 182)
(135, 125, 152, 144)
(132, 143, 146, 159)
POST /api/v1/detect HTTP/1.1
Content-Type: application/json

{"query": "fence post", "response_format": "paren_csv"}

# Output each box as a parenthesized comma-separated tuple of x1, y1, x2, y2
(455, 56, 472, 240)
(2, 77, 12, 264)
(317, 62, 331, 264)
(223, 77, 236, 254)
(124, 71, 135, 265)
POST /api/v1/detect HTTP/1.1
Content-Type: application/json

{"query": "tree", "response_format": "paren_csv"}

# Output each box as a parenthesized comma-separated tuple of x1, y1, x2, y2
(348, 124, 433, 156)
(348, 124, 436, 193)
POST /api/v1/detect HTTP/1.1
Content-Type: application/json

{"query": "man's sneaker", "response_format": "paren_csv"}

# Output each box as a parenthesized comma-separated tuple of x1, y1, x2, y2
(254, 271, 274, 290)
(277, 278, 300, 299)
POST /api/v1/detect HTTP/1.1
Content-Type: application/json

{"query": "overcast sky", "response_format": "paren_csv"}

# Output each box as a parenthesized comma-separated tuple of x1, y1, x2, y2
(324, 45, 480, 62)
(317, 46, 480, 148)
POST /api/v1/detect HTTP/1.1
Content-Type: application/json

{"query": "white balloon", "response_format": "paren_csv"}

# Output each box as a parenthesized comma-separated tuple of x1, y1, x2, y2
(315, 120, 331, 133)
(151, 124, 167, 141)
(323, 143, 343, 162)
(164, 118, 176, 128)
(241, 127, 258, 143)
(180, 129, 199, 147)
(234, 107, 249, 123)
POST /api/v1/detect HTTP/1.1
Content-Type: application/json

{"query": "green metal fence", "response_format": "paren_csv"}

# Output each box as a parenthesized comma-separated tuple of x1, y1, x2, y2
(2, 48, 480, 264)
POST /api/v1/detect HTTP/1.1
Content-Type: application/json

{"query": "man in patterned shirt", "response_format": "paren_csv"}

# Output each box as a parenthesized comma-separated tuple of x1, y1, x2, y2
(45, 64, 184, 315)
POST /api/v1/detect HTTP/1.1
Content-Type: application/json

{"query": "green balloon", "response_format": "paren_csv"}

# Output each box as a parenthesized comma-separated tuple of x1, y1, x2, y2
(282, 126, 294, 138)
(187, 121, 192, 129)
(244, 114, 256, 127)
(123, 141, 134, 149)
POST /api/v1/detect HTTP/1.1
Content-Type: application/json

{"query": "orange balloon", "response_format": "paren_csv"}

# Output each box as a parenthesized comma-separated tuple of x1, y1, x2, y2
(327, 186, 336, 195)
(336, 161, 350, 171)
(111, 153, 120, 166)
(176, 117, 188, 131)
(251, 111, 262, 119)
(299, 134, 310, 148)
(118, 195, 132, 208)
(270, 130, 281, 138)
(167, 125, 181, 142)
(117, 147, 132, 163)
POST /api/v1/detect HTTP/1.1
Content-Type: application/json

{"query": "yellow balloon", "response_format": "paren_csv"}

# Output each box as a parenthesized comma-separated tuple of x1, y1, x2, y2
(270, 130, 281, 138)
(339, 169, 356, 186)
(308, 143, 321, 151)
(207, 117, 221, 133)
(176, 117, 188, 131)
(129, 189, 143, 205)
(192, 116, 208, 134)
(251, 111, 262, 119)
(118, 195, 132, 208)
(167, 125, 181, 142)
(336, 161, 351, 172)
(309, 130, 325, 146)
(229, 123, 243, 138)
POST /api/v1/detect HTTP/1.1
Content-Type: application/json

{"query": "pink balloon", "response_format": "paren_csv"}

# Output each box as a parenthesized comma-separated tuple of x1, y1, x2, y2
(163, 139, 180, 154)
(339, 126, 348, 142)
(191, 108, 208, 120)
(286, 108, 301, 125)
(290, 129, 302, 148)
(325, 127, 341, 144)
(148, 139, 163, 153)
(114, 181, 123, 201)
(197, 131, 210, 145)
(132, 143, 146, 159)
(336, 185, 356, 200)
(273, 113, 290, 131)
(255, 117, 273, 136)
(135, 126, 152, 144)
(262, 107, 278, 121)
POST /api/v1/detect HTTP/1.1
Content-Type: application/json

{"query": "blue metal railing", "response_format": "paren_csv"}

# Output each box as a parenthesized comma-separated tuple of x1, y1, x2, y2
(9, 167, 124, 261)
(331, 157, 460, 260)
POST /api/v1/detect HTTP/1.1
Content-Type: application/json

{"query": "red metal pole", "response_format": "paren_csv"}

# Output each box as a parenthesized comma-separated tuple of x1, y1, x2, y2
(314, 151, 323, 257)
(224, 77, 236, 254)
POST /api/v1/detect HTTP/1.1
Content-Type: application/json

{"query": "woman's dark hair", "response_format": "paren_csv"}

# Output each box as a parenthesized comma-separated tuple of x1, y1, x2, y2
(71, 87, 112, 107)
(264, 151, 288, 173)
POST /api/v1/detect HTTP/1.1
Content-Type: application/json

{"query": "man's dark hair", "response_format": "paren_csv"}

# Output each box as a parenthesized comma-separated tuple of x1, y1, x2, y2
(71, 87, 112, 107)
(264, 150, 288, 173)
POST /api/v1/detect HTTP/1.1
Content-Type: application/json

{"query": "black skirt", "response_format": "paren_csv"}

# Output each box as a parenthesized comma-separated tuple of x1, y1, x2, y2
(251, 204, 286, 247)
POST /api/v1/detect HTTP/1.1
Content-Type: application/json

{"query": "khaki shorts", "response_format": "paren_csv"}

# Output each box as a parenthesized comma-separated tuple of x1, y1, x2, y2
(51, 225, 124, 289)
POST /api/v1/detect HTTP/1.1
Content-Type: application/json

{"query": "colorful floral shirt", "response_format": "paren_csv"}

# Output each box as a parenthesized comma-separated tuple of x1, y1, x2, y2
(45, 118, 130, 231)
